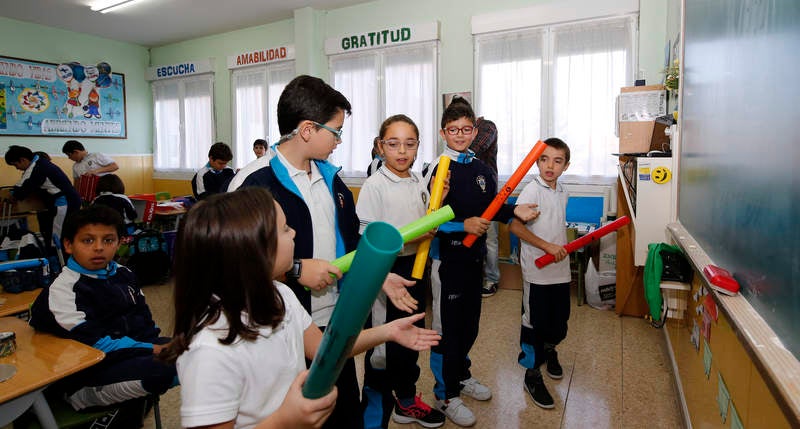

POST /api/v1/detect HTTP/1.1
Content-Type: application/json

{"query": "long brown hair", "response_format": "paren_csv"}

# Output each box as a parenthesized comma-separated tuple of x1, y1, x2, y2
(162, 187, 285, 362)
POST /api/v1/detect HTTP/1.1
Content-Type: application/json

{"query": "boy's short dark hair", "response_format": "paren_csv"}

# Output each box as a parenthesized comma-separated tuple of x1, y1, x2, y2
(441, 96, 476, 129)
(96, 174, 126, 195)
(63, 205, 125, 243)
(253, 139, 267, 148)
(4, 145, 34, 165)
(208, 142, 233, 162)
(544, 137, 571, 163)
(277, 75, 352, 135)
(62, 140, 85, 155)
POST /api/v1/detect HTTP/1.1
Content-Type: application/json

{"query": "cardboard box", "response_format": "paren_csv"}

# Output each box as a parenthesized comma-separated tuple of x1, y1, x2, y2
(618, 85, 669, 154)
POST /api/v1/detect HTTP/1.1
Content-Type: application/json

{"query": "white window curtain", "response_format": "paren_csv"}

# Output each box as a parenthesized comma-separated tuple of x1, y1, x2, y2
(330, 43, 437, 176)
(152, 75, 215, 171)
(476, 16, 635, 178)
(231, 62, 295, 168)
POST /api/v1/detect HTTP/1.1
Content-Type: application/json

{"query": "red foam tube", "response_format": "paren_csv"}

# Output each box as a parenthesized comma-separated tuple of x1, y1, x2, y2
(534, 216, 631, 268)
(463, 140, 546, 248)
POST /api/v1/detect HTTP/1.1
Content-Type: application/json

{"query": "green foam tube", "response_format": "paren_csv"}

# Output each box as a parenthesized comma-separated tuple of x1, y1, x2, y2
(330, 205, 455, 273)
(302, 221, 403, 399)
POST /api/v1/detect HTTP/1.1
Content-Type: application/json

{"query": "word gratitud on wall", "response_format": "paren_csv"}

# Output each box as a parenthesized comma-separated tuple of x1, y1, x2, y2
(0, 56, 126, 138)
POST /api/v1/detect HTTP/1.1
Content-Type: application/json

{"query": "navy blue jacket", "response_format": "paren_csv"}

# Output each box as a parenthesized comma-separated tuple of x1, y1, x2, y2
(239, 156, 360, 311)
(425, 152, 515, 261)
(29, 259, 162, 353)
(12, 155, 80, 210)
(192, 165, 235, 200)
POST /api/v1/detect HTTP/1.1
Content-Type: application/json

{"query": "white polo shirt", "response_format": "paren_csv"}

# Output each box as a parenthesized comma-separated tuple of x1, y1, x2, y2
(72, 152, 115, 179)
(178, 282, 312, 429)
(356, 166, 429, 256)
(275, 148, 338, 327)
(516, 175, 571, 285)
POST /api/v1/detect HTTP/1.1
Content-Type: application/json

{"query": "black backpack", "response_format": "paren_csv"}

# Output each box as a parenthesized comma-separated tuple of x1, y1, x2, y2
(0, 228, 52, 293)
(125, 229, 170, 285)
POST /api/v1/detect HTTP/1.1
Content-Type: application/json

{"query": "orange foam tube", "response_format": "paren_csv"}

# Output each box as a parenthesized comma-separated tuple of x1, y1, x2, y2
(463, 140, 546, 248)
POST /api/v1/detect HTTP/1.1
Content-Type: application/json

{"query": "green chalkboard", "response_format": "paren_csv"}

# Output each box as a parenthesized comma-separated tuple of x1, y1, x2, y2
(679, 0, 800, 359)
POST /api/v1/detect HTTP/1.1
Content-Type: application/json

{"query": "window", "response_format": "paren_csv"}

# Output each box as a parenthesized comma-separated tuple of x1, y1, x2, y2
(231, 62, 295, 168)
(152, 75, 215, 171)
(475, 16, 636, 178)
(330, 43, 437, 176)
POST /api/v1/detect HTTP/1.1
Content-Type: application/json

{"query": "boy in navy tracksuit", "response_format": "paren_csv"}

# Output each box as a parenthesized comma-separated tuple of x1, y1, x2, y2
(231, 75, 418, 429)
(191, 142, 235, 200)
(5, 145, 81, 264)
(29, 206, 176, 412)
(92, 173, 138, 232)
(425, 99, 538, 427)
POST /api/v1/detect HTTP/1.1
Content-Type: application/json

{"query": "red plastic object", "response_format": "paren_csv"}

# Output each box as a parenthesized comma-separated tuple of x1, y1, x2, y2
(703, 264, 740, 296)
(77, 174, 99, 202)
(129, 194, 156, 223)
(463, 140, 546, 248)
(534, 216, 631, 268)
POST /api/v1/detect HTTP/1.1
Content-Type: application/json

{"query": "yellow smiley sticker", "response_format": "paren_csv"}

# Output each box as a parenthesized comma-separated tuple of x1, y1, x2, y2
(652, 166, 672, 184)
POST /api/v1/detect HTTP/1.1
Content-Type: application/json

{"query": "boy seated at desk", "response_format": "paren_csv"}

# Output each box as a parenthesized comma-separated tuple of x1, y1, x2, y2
(191, 142, 235, 201)
(28, 205, 176, 415)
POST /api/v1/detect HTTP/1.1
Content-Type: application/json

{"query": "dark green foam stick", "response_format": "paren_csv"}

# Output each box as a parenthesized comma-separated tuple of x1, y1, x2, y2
(302, 221, 403, 399)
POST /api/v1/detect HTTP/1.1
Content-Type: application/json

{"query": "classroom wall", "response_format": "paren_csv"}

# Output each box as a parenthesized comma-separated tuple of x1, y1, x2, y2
(148, 0, 668, 164)
(0, 16, 154, 193)
(2, 0, 667, 194)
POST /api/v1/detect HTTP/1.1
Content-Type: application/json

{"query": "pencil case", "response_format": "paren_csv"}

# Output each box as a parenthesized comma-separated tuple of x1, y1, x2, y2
(0, 331, 16, 357)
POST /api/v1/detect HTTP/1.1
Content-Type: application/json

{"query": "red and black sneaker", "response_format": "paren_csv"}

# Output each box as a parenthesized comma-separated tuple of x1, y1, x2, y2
(391, 393, 446, 428)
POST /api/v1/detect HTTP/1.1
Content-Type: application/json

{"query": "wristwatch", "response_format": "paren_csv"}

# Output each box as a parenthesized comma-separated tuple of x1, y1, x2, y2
(286, 259, 302, 280)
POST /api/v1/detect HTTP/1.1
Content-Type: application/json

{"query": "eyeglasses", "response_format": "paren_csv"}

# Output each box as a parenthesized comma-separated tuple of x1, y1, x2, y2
(313, 121, 343, 141)
(444, 126, 475, 136)
(381, 139, 419, 151)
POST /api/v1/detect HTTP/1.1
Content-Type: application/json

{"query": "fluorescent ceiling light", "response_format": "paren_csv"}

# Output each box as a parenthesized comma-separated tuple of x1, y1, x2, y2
(90, 0, 141, 13)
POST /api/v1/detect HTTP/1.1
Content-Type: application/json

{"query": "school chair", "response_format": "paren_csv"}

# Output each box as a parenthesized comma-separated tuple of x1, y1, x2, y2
(565, 196, 605, 306)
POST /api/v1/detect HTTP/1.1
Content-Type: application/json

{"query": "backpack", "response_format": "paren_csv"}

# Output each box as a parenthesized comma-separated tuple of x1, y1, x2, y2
(0, 228, 53, 293)
(125, 229, 170, 285)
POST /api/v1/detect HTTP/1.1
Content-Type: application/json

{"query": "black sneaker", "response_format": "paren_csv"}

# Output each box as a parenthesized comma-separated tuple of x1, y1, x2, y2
(545, 348, 563, 379)
(524, 369, 555, 409)
(391, 394, 446, 428)
(481, 282, 498, 298)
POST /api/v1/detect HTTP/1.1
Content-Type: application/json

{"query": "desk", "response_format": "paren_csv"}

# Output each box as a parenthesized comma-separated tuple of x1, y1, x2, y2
(0, 288, 41, 318)
(0, 317, 104, 428)
(152, 206, 186, 232)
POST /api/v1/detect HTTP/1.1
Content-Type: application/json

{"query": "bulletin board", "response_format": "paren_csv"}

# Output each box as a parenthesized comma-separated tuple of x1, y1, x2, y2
(0, 55, 126, 138)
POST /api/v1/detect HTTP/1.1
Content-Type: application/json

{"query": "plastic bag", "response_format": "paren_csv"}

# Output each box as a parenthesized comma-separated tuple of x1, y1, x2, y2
(585, 263, 616, 310)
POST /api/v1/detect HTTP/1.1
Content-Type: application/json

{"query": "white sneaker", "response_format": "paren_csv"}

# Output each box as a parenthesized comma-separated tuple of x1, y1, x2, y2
(435, 397, 476, 427)
(459, 377, 492, 401)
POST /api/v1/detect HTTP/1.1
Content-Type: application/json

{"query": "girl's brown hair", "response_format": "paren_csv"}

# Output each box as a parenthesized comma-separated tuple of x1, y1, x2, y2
(162, 187, 285, 362)
(378, 114, 419, 141)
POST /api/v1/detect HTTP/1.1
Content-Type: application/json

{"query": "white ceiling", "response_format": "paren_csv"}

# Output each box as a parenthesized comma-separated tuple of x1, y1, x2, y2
(0, 0, 373, 47)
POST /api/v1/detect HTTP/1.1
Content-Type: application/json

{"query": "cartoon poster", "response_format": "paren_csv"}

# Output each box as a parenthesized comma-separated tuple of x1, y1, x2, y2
(0, 55, 126, 138)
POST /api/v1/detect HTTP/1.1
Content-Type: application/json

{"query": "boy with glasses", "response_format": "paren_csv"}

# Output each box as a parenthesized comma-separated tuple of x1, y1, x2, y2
(232, 75, 421, 429)
(423, 99, 538, 426)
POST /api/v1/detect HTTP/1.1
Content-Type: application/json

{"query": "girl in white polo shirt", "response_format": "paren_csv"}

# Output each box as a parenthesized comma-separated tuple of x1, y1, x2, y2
(162, 187, 440, 429)
(357, 115, 447, 428)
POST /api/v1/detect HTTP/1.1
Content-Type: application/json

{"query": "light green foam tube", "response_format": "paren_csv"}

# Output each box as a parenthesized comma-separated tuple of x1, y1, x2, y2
(302, 221, 403, 399)
(329, 205, 455, 273)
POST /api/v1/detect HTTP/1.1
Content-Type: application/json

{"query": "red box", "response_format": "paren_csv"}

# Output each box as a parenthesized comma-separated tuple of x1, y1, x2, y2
(129, 194, 156, 223)
(77, 174, 99, 203)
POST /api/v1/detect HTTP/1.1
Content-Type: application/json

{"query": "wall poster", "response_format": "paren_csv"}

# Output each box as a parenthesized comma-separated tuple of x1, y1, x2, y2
(0, 55, 126, 138)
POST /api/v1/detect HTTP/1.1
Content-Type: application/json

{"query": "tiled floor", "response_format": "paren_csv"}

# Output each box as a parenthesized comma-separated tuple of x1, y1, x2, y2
(143, 269, 684, 429)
